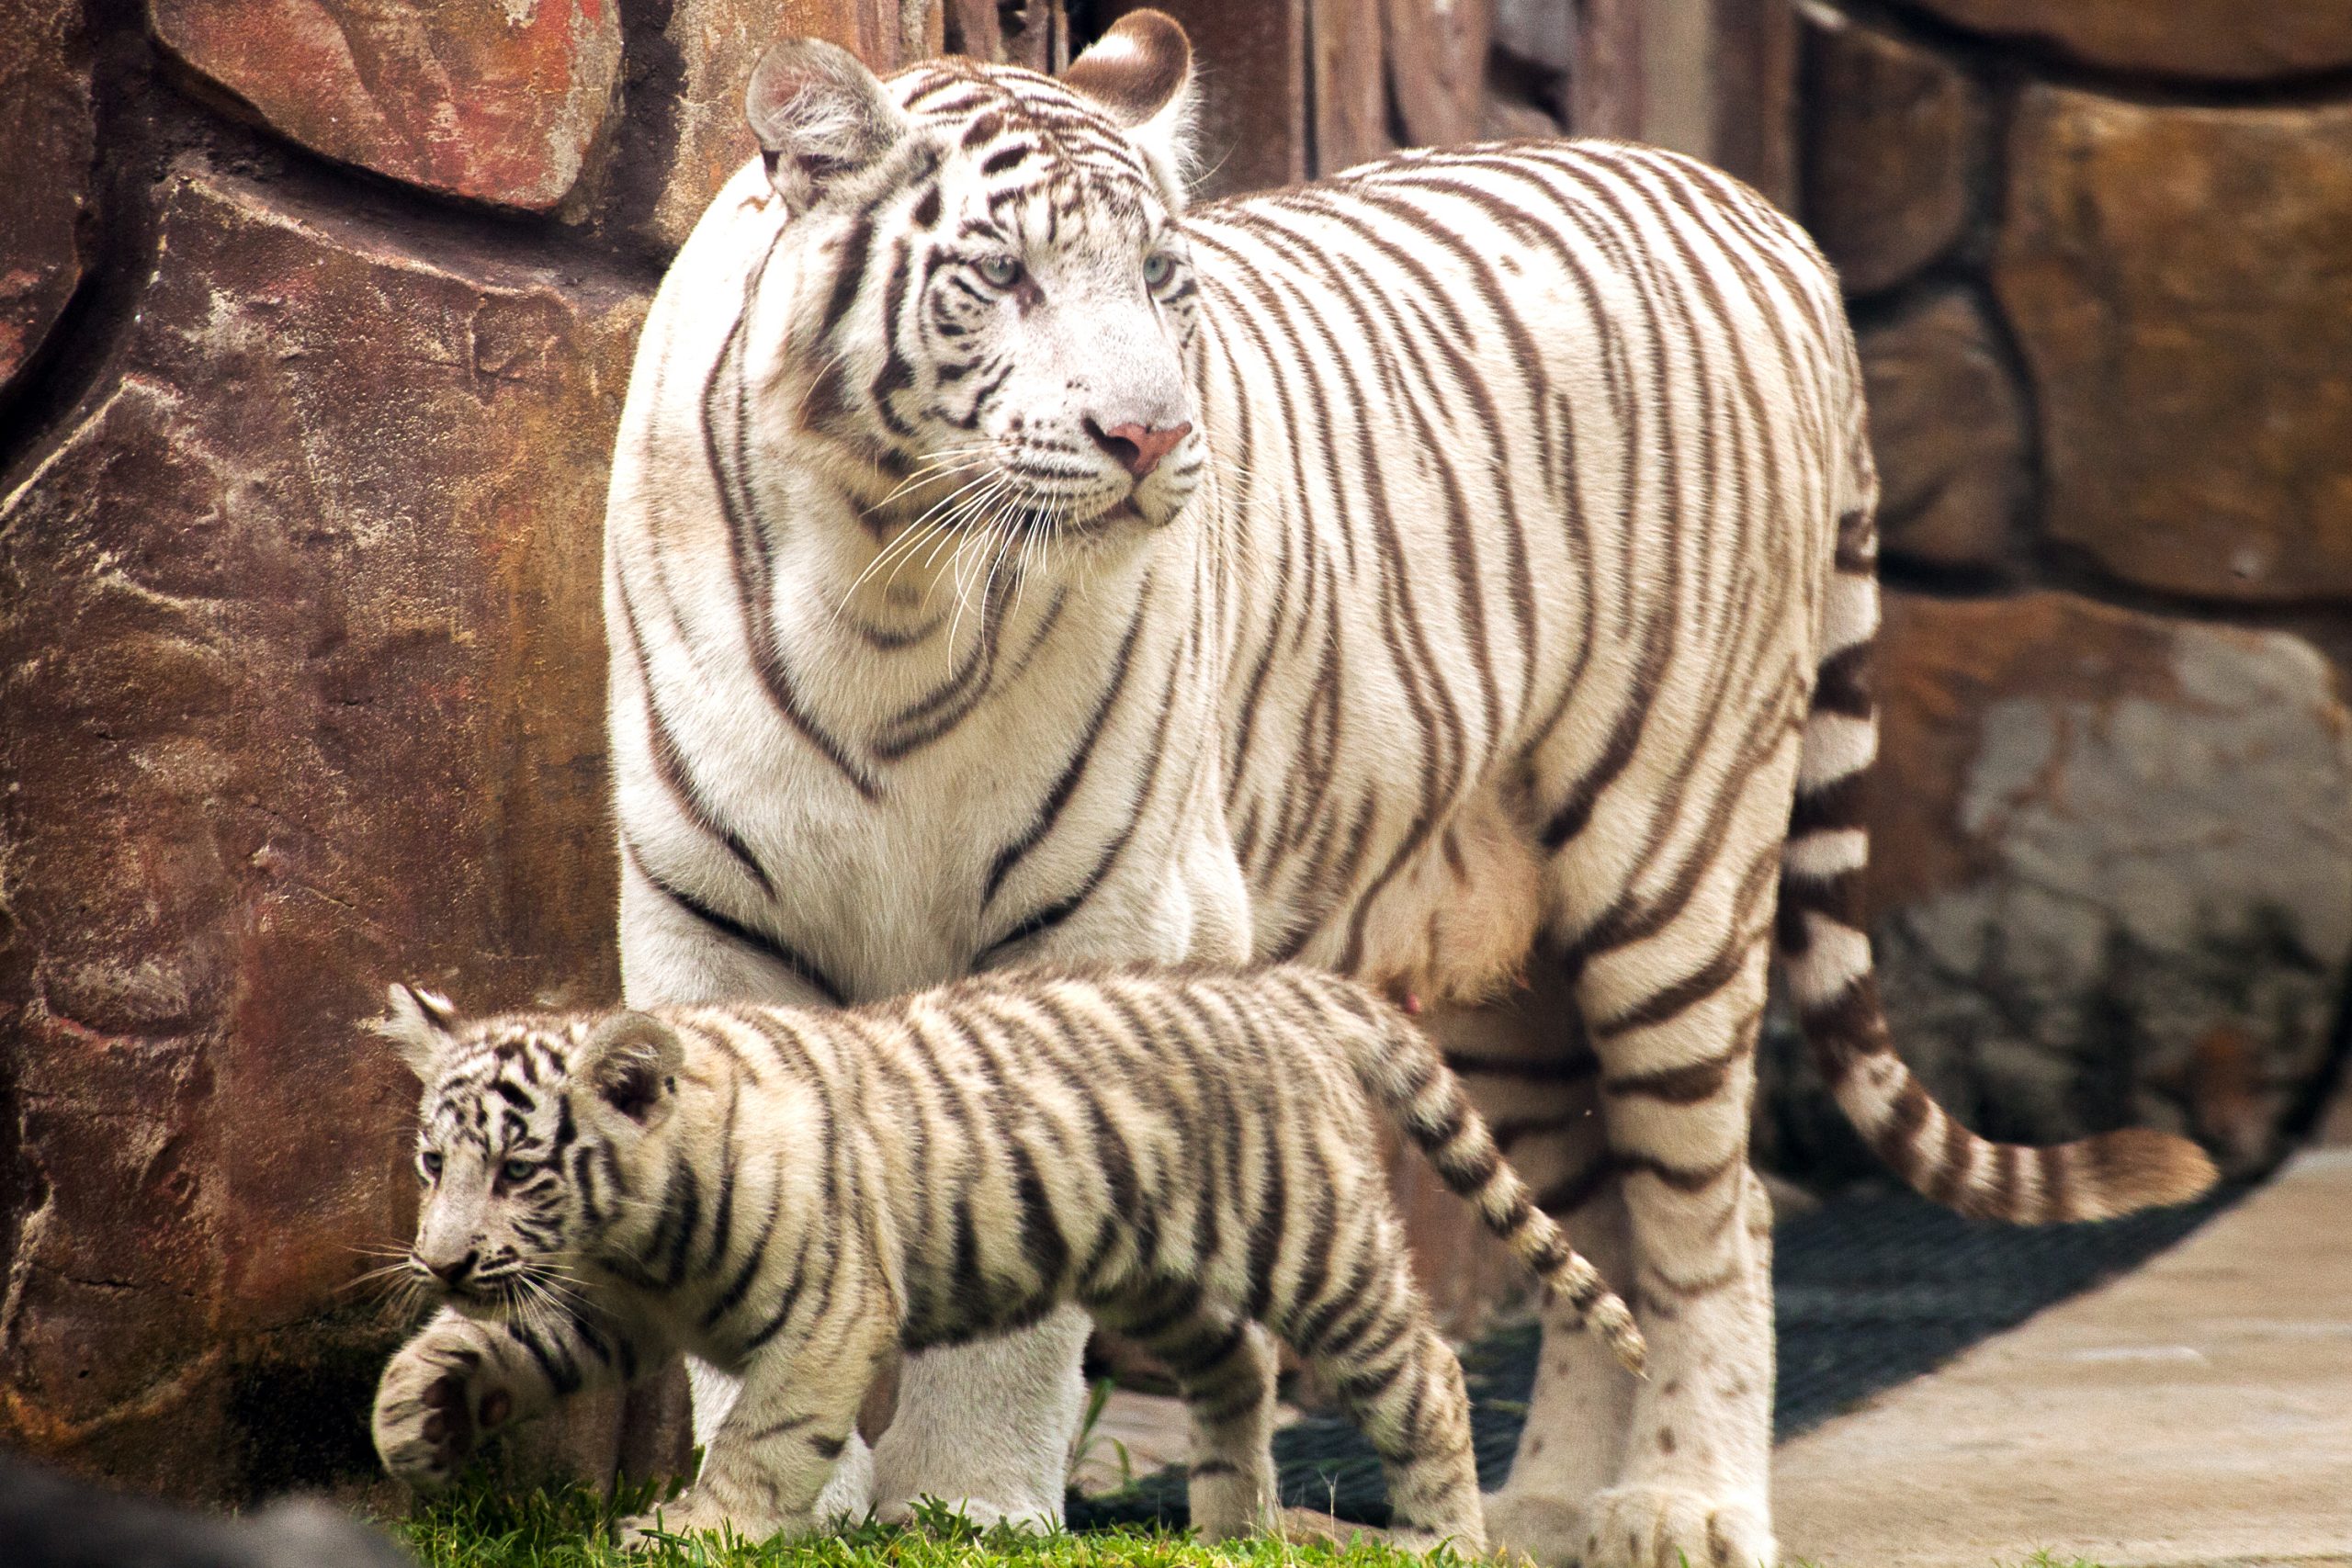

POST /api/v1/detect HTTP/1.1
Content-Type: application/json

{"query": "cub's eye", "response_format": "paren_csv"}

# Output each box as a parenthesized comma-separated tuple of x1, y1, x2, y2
(1143, 251, 1175, 288)
(977, 254, 1023, 289)
(419, 1151, 443, 1180)
(499, 1158, 535, 1185)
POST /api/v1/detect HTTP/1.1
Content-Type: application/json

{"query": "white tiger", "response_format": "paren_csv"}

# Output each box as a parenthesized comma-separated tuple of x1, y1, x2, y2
(600, 12, 2218, 1564)
(367, 966, 1643, 1551)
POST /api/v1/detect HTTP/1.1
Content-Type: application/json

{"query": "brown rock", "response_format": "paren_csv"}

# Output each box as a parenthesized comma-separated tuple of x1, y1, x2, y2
(0, 164, 641, 1498)
(0, 0, 95, 389)
(1996, 88, 2352, 601)
(1770, 593, 2352, 1179)
(1908, 0, 2352, 84)
(1802, 12, 1984, 296)
(644, 1, 940, 252)
(1385, 0, 1488, 152)
(148, 0, 623, 211)
(1313, 0, 1391, 173)
(1481, 89, 1560, 142)
(1858, 289, 2024, 571)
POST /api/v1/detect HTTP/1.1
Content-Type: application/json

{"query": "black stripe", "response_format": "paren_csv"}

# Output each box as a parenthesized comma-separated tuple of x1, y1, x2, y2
(625, 839, 846, 1005)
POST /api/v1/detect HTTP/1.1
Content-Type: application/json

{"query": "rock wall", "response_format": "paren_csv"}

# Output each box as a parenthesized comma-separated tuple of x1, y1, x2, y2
(1760, 1, 2352, 1186)
(0, 0, 975, 1506)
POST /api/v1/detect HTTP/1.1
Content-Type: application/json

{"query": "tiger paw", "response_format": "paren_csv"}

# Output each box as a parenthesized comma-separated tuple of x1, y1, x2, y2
(1478, 1490, 1590, 1566)
(1581, 1483, 1774, 1568)
(616, 1496, 795, 1551)
(371, 1342, 514, 1487)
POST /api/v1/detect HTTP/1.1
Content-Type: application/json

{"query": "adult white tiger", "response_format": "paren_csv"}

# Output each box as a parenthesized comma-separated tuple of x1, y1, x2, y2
(602, 12, 2217, 1564)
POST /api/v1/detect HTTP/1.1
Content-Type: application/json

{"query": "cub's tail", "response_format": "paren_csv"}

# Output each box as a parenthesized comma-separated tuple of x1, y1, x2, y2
(1316, 976, 1646, 1374)
(1778, 474, 2219, 1221)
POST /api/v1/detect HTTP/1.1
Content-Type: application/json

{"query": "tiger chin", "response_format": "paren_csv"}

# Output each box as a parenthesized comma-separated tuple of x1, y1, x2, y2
(366, 967, 1644, 1553)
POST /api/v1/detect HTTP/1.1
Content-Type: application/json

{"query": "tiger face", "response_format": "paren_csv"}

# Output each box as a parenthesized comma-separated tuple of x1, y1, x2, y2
(749, 11, 1205, 539)
(375, 984, 681, 1319)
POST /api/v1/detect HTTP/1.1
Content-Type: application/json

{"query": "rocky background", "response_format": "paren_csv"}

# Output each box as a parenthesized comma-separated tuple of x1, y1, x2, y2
(1752, 0, 2352, 1189)
(0, 0, 2345, 1504)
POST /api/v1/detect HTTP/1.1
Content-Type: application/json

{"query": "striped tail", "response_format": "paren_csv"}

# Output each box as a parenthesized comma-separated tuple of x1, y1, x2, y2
(1776, 495, 2219, 1224)
(1345, 998, 1647, 1374)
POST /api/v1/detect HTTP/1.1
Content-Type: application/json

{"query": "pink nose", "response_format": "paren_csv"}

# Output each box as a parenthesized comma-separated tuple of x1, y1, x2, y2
(1089, 419, 1192, 479)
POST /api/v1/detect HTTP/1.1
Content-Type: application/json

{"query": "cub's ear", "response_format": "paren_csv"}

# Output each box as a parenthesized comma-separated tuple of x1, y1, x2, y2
(576, 1011, 684, 1124)
(747, 37, 910, 209)
(375, 983, 461, 1079)
(1062, 9, 1194, 204)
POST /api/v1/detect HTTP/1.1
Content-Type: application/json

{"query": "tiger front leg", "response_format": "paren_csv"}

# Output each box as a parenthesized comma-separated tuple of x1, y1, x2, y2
(621, 1314, 892, 1550)
(374, 1306, 635, 1487)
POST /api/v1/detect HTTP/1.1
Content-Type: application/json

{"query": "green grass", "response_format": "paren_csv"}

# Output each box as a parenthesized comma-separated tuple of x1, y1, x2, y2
(390, 1482, 1446, 1568)
(386, 1476, 2113, 1568)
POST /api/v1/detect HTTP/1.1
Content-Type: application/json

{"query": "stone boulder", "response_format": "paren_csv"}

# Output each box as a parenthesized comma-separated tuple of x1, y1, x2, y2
(1905, 0, 2352, 84)
(1801, 10, 1985, 298)
(1760, 593, 2352, 1183)
(149, 0, 623, 211)
(0, 0, 96, 389)
(0, 163, 640, 1499)
(1858, 288, 2026, 573)
(1996, 88, 2352, 603)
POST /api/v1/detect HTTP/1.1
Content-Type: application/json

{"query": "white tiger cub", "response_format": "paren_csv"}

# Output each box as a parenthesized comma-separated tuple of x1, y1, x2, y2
(603, 10, 2219, 1563)
(368, 967, 1642, 1551)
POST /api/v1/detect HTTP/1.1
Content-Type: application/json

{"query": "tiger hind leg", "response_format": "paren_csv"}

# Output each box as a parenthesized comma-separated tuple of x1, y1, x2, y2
(1285, 1219, 1486, 1554)
(1115, 1303, 1280, 1541)
(1575, 909, 1781, 1568)
(1429, 985, 1642, 1560)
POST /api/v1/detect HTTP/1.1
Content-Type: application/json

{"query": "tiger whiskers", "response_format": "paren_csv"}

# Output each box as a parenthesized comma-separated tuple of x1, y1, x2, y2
(832, 468, 1012, 624)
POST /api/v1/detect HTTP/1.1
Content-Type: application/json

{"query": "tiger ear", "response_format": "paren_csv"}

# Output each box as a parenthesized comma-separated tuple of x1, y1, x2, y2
(375, 983, 461, 1079)
(575, 1011, 684, 1124)
(747, 37, 910, 209)
(1062, 10, 1195, 204)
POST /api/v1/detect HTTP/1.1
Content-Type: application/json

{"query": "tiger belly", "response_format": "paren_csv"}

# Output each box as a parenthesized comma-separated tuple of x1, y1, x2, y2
(1273, 784, 1551, 1009)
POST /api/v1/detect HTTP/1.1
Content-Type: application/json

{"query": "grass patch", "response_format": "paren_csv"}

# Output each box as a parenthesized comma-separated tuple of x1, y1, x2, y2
(391, 1482, 1447, 1568)
(388, 1476, 2116, 1568)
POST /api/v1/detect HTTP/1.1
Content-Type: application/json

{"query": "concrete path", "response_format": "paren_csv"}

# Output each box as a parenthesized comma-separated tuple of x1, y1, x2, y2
(1774, 1147, 2352, 1568)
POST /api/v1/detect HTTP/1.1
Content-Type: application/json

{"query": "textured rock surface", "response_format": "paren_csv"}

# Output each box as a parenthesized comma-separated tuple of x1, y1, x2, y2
(1858, 289, 2026, 572)
(149, 0, 624, 211)
(1996, 89, 2352, 602)
(1905, 0, 2352, 84)
(1312, 0, 1393, 174)
(1765, 593, 2352, 1181)
(1802, 11, 1984, 297)
(1385, 0, 1487, 151)
(0, 164, 639, 1498)
(0, 0, 96, 389)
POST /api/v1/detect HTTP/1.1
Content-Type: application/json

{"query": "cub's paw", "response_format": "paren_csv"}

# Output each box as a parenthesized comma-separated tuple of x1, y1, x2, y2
(874, 1492, 1059, 1533)
(1582, 1483, 1774, 1568)
(1479, 1490, 1591, 1566)
(371, 1346, 514, 1487)
(616, 1496, 790, 1552)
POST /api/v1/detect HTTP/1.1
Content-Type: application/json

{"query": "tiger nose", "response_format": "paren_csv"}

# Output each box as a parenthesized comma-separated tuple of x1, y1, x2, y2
(1086, 418, 1192, 479)
(424, 1249, 478, 1288)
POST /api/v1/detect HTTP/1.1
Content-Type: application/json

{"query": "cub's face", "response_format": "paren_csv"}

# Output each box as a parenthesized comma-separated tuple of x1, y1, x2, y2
(376, 987, 680, 1318)
(753, 12, 1206, 543)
